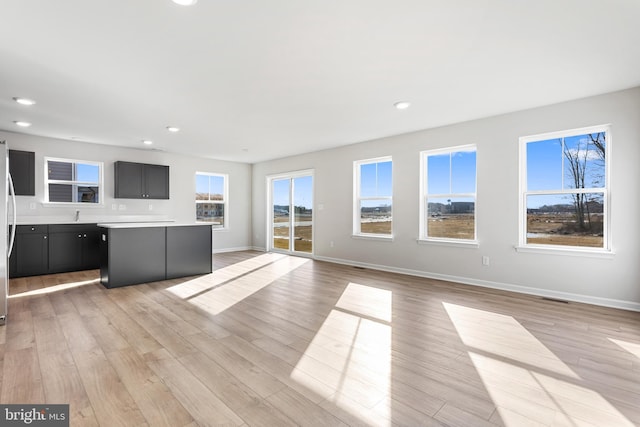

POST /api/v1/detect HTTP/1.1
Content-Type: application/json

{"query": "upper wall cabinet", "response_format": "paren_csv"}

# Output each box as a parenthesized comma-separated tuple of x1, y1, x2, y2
(9, 149, 35, 196)
(114, 161, 169, 199)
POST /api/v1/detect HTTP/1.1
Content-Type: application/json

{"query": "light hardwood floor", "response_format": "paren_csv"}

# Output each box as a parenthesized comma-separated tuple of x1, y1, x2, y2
(1, 250, 639, 426)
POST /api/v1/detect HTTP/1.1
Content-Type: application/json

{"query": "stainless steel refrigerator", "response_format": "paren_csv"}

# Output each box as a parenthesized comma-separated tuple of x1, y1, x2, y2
(0, 140, 17, 325)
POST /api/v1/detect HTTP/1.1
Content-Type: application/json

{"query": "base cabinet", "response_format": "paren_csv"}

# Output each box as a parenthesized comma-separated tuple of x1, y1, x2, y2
(48, 224, 101, 273)
(9, 223, 100, 278)
(100, 225, 212, 288)
(11, 225, 48, 277)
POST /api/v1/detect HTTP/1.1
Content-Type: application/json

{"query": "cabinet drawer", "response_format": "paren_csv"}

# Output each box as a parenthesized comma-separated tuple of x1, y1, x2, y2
(16, 225, 48, 234)
(49, 223, 97, 234)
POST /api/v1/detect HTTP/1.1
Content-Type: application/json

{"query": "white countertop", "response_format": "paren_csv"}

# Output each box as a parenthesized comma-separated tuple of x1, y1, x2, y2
(15, 215, 174, 225)
(97, 222, 212, 229)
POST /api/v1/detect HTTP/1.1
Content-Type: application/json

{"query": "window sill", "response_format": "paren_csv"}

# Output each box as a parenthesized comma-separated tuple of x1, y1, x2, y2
(352, 234, 394, 242)
(514, 245, 615, 259)
(417, 238, 479, 249)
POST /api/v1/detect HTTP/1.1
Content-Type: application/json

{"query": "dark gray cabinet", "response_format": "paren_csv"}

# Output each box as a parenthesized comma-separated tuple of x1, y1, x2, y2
(9, 223, 100, 278)
(9, 149, 35, 196)
(166, 225, 213, 279)
(11, 225, 49, 277)
(48, 224, 101, 273)
(114, 161, 169, 199)
(100, 224, 212, 288)
(100, 226, 167, 288)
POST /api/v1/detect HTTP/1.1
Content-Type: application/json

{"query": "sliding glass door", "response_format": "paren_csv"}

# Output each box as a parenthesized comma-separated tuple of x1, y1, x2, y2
(270, 172, 313, 255)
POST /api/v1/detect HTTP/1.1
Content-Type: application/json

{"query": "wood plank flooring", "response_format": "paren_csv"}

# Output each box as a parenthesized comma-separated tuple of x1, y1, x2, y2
(1, 250, 639, 426)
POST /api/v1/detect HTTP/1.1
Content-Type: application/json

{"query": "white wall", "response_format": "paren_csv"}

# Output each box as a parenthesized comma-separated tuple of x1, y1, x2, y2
(1, 132, 253, 252)
(252, 87, 640, 310)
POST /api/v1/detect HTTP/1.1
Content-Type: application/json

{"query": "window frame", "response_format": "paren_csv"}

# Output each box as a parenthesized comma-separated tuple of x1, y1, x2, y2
(419, 144, 478, 246)
(195, 172, 229, 229)
(517, 124, 612, 256)
(43, 157, 104, 205)
(353, 156, 393, 240)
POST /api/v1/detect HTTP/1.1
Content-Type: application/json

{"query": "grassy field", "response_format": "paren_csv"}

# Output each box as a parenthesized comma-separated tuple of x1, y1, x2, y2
(527, 213, 603, 247)
(427, 215, 474, 239)
(273, 219, 312, 252)
(361, 221, 392, 234)
(272, 212, 603, 251)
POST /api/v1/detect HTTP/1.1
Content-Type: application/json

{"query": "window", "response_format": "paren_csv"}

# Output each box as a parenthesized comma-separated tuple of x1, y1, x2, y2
(196, 172, 228, 228)
(353, 157, 392, 237)
(519, 125, 610, 251)
(44, 157, 102, 204)
(420, 145, 477, 242)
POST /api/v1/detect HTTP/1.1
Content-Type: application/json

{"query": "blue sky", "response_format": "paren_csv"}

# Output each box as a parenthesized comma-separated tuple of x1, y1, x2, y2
(526, 134, 605, 208)
(77, 163, 99, 183)
(269, 132, 605, 212)
(273, 175, 313, 209)
(427, 150, 476, 197)
(196, 174, 224, 200)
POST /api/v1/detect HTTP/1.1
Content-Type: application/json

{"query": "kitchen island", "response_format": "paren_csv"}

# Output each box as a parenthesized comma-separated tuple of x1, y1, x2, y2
(98, 222, 212, 288)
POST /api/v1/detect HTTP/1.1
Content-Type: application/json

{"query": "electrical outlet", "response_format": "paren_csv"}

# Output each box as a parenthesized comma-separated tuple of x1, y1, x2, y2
(148, 204, 153, 211)
(29, 202, 36, 210)
(118, 204, 126, 211)
(330, 241, 334, 247)
(111, 204, 117, 210)
(482, 256, 490, 266)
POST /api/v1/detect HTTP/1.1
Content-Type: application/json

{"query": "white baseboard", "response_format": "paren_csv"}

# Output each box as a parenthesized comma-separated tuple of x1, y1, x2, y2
(314, 255, 640, 312)
(212, 246, 254, 254)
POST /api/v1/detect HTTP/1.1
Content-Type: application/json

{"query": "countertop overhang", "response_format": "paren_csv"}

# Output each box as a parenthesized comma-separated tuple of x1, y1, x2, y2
(97, 222, 213, 229)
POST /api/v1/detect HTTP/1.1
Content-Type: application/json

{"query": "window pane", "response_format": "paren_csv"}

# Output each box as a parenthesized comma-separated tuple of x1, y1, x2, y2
(196, 174, 225, 201)
(77, 163, 99, 183)
(426, 197, 475, 239)
(360, 199, 391, 235)
(196, 203, 225, 226)
(48, 161, 73, 180)
(451, 150, 476, 194)
(78, 186, 99, 203)
(209, 176, 224, 200)
(427, 154, 450, 194)
(360, 161, 392, 197)
(526, 193, 604, 248)
(563, 133, 606, 190)
(49, 184, 73, 202)
(195, 174, 210, 200)
(527, 138, 562, 191)
(293, 175, 313, 253)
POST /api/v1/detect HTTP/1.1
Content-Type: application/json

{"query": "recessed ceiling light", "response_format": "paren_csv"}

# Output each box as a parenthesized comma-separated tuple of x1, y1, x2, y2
(13, 97, 36, 106)
(13, 121, 32, 127)
(142, 140, 153, 145)
(394, 101, 411, 110)
(172, 0, 198, 5)
(166, 126, 180, 133)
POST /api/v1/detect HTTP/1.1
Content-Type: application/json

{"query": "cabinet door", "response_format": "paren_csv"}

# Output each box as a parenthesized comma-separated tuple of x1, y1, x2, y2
(16, 230, 48, 276)
(144, 164, 170, 199)
(9, 150, 35, 196)
(81, 226, 101, 269)
(48, 231, 83, 273)
(166, 225, 212, 279)
(114, 161, 144, 198)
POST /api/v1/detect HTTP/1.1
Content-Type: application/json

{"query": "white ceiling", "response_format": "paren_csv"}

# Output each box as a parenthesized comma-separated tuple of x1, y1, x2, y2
(1, 0, 639, 163)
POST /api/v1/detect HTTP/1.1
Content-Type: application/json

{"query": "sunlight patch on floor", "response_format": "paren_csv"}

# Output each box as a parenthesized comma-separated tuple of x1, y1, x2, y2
(167, 252, 287, 299)
(167, 253, 308, 315)
(444, 302, 634, 427)
(609, 337, 640, 361)
(8, 278, 99, 298)
(292, 282, 392, 426)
